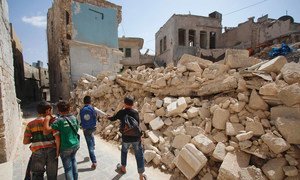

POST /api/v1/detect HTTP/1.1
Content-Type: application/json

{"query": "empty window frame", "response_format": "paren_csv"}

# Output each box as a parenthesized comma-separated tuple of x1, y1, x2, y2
(163, 36, 167, 51)
(160, 39, 163, 54)
(178, 29, 186, 46)
(188, 30, 196, 47)
(125, 48, 131, 58)
(200, 31, 207, 49)
(209, 32, 216, 49)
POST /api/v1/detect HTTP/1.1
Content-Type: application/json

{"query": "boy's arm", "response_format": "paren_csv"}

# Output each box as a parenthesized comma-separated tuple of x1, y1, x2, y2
(54, 134, 60, 158)
(94, 107, 107, 117)
(23, 126, 32, 144)
(43, 115, 53, 135)
(108, 111, 121, 121)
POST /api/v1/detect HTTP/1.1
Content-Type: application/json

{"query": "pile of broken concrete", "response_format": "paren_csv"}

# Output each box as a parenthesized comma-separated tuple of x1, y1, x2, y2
(71, 49, 300, 180)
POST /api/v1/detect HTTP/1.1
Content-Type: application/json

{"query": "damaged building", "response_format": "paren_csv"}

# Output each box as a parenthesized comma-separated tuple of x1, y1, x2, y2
(47, 0, 123, 102)
(118, 37, 155, 70)
(220, 14, 300, 52)
(155, 11, 222, 65)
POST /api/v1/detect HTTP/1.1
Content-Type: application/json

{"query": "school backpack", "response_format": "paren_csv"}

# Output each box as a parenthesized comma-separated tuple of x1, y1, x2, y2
(120, 114, 142, 137)
(80, 105, 97, 129)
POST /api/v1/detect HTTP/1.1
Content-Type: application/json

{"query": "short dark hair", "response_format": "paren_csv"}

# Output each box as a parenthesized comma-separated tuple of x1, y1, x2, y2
(124, 96, 134, 106)
(37, 101, 52, 114)
(83, 96, 91, 104)
(57, 100, 70, 113)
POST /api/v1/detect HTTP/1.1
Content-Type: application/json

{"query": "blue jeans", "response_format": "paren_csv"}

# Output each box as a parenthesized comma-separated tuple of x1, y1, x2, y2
(30, 147, 58, 180)
(83, 128, 97, 163)
(60, 147, 79, 180)
(121, 141, 145, 173)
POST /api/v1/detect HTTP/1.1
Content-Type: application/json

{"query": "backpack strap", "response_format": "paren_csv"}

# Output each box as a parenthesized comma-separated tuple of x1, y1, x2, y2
(64, 116, 78, 135)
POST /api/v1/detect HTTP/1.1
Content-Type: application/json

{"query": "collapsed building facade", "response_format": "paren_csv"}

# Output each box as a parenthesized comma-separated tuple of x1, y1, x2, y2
(155, 12, 222, 65)
(220, 14, 300, 52)
(118, 37, 154, 70)
(0, 0, 22, 163)
(47, 0, 123, 102)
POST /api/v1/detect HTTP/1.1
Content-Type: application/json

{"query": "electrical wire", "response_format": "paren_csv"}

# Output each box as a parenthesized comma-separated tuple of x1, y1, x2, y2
(224, 0, 268, 16)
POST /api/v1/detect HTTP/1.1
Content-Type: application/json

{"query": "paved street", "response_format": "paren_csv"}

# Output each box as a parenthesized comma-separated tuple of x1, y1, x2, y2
(10, 111, 171, 180)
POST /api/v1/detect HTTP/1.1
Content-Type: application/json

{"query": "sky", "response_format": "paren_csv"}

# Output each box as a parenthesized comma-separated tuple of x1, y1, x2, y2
(7, 0, 300, 66)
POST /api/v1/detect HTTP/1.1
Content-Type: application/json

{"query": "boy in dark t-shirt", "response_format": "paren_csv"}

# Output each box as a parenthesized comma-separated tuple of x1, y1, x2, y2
(108, 96, 147, 180)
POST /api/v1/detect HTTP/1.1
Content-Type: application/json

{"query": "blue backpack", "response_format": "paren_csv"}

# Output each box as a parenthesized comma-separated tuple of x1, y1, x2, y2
(80, 105, 97, 129)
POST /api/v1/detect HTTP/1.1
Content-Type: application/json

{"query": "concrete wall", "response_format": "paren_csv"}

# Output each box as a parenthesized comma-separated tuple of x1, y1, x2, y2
(70, 41, 122, 82)
(119, 37, 144, 66)
(72, 1, 118, 48)
(259, 20, 291, 44)
(0, 0, 22, 163)
(155, 14, 222, 65)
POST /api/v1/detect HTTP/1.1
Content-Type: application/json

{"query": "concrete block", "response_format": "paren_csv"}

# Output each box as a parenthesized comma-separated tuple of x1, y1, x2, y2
(212, 142, 226, 161)
(191, 134, 215, 154)
(226, 122, 244, 136)
(262, 157, 287, 180)
(245, 121, 264, 136)
(281, 62, 300, 84)
(173, 143, 207, 180)
(261, 132, 290, 154)
(258, 56, 287, 73)
(149, 117, 164, 130)
(172, 134, 191, 150)
(275, 117, 300, 144)
(212, 107, 230, 130)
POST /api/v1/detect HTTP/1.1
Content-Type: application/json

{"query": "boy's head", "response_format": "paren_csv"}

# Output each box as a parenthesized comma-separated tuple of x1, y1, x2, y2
(124, 96, 134, 107)
(57, 100, 70, 113)
(83, 96, 91, 104)
(37, 101, 52, 115)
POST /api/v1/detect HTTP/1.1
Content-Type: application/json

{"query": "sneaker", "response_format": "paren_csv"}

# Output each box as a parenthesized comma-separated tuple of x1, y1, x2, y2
(116, 163, 126, 174)
(91, 163, 97, 170)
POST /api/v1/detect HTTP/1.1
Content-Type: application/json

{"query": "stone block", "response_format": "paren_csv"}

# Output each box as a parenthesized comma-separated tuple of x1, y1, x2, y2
(259, 82, 279, 96)
(212, 107, 230, 130)
(172, 134, 191, 149)
(191, 134, 215, 154)
(185, 126, 205, 137)
(161, 151, 175, 169)
(197, 76, 237, 96)
(239, 166, 267, 180)
(283, 166, 298, 177)
(229, 101, 246, 113)
(144, 150, 156, 163)
(213, 131, 228, 143)
(173, 143, 207, 180)
(226, 122, 244, 136)
(186, 62, 203, 73)
(278, 83, 300, 106)
(275, 117, 300, 144)
(249, 90, 268, 111)
(187, 107, 199, 118)
(281, 62, 300, 84)
(239, 140, 252, 150)
(212, 142, 226, 161)
(225, 49, 260, 68)
(218, 151, 250, 180)
(163, 97, 173, 107)
(262, 157, 287, 180)
(166, 97, 187, 116)
(236, 131, 253, 141)
(258, 56, 287, 73)
(245, 122, 264, 136)
(147, 131, 159, 144)
(178, 54, 213, 69)
(271, 106, 300, 121)
(152, 154, 162, 165)
(149, 117, 164, 130)
(156, 99, 163, 108)
(164, 118, 172, 126)
(143, 113, 156, 124)
(198, 107, 211, 119)
(261, 132, 290, 154)
(155, 107, 166, 117)
(202, 173, 213, 180)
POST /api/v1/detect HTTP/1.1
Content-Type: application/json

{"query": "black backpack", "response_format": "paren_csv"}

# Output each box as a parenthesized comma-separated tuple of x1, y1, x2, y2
(120, 114, 142, 137)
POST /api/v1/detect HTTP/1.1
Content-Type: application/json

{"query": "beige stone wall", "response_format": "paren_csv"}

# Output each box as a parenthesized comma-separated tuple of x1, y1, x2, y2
(0, 0, 22, 163)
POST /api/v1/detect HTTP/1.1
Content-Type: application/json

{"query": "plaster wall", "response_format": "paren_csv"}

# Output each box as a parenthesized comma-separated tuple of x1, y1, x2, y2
(70, 41, 122, 82)
(72, 2, 118, 48)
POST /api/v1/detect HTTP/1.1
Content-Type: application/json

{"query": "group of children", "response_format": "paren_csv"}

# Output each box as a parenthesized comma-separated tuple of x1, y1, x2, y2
(23, 96, 147, 180)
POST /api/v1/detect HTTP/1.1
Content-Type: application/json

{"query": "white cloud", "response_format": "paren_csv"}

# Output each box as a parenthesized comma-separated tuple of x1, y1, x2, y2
(22, 16, 46, 28)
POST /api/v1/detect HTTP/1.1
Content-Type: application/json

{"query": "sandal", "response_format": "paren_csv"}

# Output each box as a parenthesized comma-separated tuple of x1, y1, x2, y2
(141, 174, 147, 180)
(116, 163, 126, 174)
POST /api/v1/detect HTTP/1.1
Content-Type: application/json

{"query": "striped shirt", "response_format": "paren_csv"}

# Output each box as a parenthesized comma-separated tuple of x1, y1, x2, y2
(24, 117, 58, 152)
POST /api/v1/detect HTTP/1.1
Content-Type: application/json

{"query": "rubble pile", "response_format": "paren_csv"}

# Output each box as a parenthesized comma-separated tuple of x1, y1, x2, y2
(71, 49, 300, 180)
